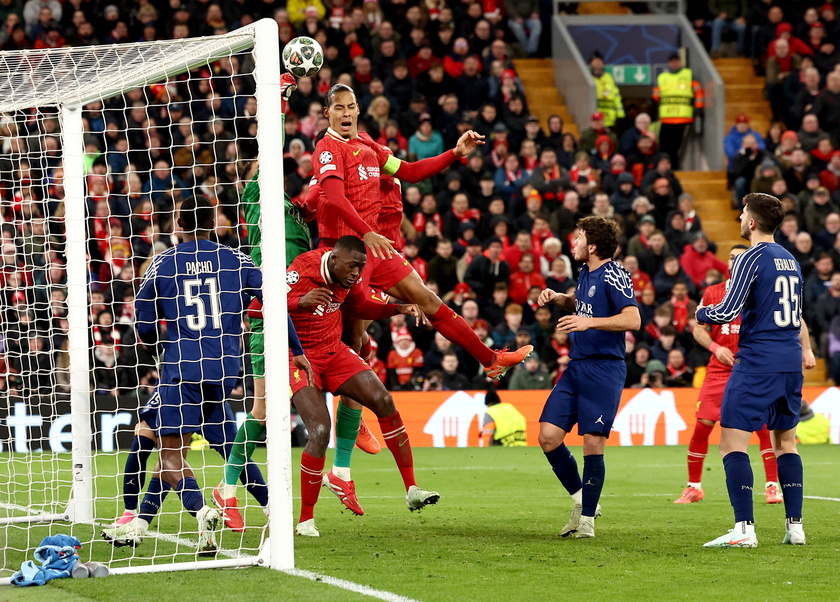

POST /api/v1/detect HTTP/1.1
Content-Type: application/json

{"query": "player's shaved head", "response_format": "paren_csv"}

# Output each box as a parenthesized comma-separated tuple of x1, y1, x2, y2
(742, 192, 785, 235)
(178, 194, 215, 233)
(334, 235, 366, 256)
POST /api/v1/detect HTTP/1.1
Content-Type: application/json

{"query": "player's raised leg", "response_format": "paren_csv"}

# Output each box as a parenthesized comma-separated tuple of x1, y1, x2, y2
(336, 369, 439, 511)
(756, 426, 782, 503)
(385, 270, 531, 379)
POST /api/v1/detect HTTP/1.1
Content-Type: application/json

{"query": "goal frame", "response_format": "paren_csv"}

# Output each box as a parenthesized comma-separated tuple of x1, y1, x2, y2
(0, 17, 293, 580)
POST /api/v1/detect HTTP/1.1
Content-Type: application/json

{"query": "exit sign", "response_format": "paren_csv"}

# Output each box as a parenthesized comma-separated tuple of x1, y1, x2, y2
(605, 64, 652, 85)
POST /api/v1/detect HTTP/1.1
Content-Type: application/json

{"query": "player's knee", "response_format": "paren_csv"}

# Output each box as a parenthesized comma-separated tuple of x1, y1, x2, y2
(307, 421, 330, 450)
(538, 431, 560, 451)
(370, 391, 396, 417)
(415, 285, 441, 313)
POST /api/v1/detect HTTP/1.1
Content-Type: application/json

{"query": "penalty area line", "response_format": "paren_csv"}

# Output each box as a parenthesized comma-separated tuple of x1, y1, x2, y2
(284, 567, 420, 602)
(804, 495, 840, 502)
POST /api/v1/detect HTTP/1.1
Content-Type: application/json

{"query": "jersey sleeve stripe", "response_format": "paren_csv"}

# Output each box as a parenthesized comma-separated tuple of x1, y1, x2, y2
(704, 247, 760, 322)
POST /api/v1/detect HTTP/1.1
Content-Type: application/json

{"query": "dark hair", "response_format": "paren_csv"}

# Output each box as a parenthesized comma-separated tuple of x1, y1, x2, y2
(325, 83, 355, 107)
(314, 128, 328, 145)
(334, 235, 366, 255)
(577, 216, 619, 260)
(179, 194, 214, 231)
(731, 244, 749, 251)
(743, 192, 785, 234)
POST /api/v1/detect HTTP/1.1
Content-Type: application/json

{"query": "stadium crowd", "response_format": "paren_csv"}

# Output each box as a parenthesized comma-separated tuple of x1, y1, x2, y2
(0, 0, 839, 399)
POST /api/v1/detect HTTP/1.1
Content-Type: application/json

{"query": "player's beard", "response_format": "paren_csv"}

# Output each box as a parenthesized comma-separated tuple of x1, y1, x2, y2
(739, 218, 750, 241)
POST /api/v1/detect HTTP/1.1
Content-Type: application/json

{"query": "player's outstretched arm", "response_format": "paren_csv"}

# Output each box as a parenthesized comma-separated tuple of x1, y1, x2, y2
(557, 304, 640, 333)
(377, 130, 486, 183)
(538, 288, 575, 312)
(800, 320, 816, 369)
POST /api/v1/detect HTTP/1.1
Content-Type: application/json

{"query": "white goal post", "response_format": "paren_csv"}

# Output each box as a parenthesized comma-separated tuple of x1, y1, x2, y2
(0, 18, 293, 581)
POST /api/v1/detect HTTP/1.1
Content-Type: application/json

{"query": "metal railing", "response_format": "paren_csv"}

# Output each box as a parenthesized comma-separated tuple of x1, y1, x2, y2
(553, 0, 686, 15)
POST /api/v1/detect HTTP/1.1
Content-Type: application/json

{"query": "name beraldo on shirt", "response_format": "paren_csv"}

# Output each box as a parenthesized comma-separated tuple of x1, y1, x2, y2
(774, 258, 798, 271)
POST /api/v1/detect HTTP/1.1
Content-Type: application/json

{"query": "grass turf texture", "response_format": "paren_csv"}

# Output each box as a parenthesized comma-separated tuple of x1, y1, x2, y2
(1, 445, 839, 601)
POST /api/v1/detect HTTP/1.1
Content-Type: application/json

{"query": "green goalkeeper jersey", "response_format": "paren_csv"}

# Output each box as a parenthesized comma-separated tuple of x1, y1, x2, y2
(242, 170, 311, 268)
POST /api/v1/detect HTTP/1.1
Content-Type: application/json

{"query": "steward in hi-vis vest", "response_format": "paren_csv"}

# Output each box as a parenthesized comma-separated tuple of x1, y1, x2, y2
(652, 53, 704, 169)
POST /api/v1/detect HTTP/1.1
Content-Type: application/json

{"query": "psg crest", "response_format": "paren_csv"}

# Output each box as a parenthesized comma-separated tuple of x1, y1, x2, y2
(588, 285, 596, 297)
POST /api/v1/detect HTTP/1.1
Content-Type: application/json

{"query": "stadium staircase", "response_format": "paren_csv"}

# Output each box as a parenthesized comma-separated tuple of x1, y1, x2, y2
(713, 57, 771, 137)
(513, 58, 579, 138)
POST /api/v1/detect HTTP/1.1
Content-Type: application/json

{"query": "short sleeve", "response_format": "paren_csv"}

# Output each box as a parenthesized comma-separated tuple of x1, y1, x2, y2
(603, 263, 637, 312)
(313, 138, 344, 183)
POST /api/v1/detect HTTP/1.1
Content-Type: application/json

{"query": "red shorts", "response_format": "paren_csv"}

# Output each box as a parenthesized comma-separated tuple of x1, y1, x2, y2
(289, 345, 370, 395)
(363, 249, 415, 292)
(696, 372, 729, 422)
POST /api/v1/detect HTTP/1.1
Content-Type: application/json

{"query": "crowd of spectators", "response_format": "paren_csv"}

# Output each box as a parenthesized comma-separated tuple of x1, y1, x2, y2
(1, 1, 837, 399)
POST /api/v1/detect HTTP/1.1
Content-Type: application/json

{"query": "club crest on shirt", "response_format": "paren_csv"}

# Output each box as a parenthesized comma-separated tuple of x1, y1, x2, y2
(286, 271, 299, 285)
(588, 285, 596, 297)
(319, 151, 333, 164)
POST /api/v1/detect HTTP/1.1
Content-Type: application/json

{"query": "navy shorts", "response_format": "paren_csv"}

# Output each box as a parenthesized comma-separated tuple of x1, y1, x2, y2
(140, 380, 238, 439)
(540, 359, 626, 437)
(721, 368, 802, 432)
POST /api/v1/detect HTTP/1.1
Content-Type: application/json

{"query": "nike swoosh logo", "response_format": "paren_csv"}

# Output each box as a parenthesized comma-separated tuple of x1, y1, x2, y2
(729, 538, 751, 545)
(353, 149, 361, 156)
(309, 480, 322, 485)
(399, 439, 408, 446)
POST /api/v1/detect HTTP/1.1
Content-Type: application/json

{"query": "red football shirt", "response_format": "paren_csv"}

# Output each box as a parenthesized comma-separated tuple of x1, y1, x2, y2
(702, 281, 740, 376)
(312, 128, 390, 241)
(286, 248, 368, 353)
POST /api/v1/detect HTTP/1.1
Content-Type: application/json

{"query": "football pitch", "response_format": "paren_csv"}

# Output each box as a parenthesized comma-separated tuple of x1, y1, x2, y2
(2, 444, 839, 601)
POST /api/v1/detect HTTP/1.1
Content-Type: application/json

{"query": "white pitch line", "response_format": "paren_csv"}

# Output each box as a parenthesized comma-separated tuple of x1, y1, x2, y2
(284, 568, 421, 602)
(805, 495, 840, 502)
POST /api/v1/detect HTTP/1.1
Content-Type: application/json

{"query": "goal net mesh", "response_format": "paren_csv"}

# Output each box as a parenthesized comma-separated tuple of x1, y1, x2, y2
(0, 28, 278, 576)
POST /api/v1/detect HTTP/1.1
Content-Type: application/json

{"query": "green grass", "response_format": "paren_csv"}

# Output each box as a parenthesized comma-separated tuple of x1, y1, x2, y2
(2, 445, 839, 601)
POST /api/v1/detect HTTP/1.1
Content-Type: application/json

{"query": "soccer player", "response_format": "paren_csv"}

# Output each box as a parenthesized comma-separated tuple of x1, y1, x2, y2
(310, 84, 531, 508)
(311, 84, 531, 382)
(285, 235, 439, 536)
(697, 193, 815, 548)
(675, 244, 783, 505)
(537, 217, 640, 539)
(101, 195, 284, 554)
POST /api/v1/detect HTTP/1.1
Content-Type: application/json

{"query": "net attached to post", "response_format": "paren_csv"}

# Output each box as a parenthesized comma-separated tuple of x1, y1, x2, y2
(0, 23, 290, 580)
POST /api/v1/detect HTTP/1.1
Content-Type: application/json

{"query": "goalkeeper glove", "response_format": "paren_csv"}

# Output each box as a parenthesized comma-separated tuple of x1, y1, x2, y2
(280, 73, 297, 108)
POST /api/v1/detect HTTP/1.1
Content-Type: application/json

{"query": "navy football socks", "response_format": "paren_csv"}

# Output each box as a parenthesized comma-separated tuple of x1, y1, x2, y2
(777, 453, 804, 519)
(545, 444, 582, 495)
(138, 477, 171, 526)
(581, 454, 605, 517)
(175, 477, 205, 517)
(723, 451, 754, 523)
(123, 435, 155, 511)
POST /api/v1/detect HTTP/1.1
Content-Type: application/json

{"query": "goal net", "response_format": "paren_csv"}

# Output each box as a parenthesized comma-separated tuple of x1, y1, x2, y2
(0, 19, 293, 581)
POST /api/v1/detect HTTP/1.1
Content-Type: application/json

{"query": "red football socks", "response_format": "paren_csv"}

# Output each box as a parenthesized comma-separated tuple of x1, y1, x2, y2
(378, 411, 417, 490)
(687, 420, 715, 483)
(299, 452, 325, 523)
(429, 304, 495, 366)
(756, 427, 778, 483)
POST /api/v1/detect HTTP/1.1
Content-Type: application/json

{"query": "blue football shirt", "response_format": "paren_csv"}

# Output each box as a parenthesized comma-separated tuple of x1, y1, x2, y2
(570, 261, 637, 361)
(135, 239, 263, 384)
(696, 242, 802, 373)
